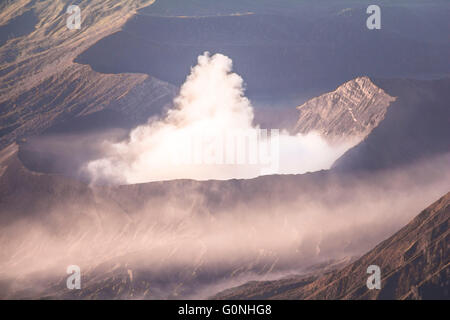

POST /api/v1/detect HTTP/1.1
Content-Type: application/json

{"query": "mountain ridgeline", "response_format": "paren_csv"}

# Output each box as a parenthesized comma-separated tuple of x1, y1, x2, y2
(294, 77, 395, 143)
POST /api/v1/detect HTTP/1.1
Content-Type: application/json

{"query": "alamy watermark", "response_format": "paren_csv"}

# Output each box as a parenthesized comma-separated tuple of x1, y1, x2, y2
(366, 5, 381, 30)
(170, 128, 280, 175)
(66, 5, 81, 30)
(66, 265, 81, 289)
(366, 265, 381, 290)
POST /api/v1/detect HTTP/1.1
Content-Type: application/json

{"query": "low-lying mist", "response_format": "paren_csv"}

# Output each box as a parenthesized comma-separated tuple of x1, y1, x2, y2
(1, 152, 449, 298)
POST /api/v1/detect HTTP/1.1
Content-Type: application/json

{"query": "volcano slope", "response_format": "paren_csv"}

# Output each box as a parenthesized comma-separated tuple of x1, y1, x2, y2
(213, 192, 450, 300)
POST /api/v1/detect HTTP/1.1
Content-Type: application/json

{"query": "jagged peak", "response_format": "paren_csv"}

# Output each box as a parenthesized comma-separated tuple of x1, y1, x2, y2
(294, 76, 396, 144)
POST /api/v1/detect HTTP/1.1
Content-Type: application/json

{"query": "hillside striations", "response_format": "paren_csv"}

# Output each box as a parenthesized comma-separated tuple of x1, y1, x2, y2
(0, 0, 176, 150)
(214, 193, 450, 300)
(294, 77, 395, 143)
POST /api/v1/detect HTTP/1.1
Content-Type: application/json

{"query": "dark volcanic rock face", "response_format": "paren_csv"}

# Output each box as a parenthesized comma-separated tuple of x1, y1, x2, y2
(214, 193, 450, 300)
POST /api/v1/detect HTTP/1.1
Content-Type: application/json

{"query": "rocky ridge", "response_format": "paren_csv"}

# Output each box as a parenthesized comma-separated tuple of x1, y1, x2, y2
(0, 0, 176, 149)
(294, 77, 395, 143)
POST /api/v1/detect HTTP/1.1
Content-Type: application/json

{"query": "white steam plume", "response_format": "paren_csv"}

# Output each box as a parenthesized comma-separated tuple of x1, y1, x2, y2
(85, 53, 352, 184)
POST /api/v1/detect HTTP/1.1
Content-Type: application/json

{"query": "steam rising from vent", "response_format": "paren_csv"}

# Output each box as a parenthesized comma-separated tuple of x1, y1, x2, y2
(85, 53, 353, 184)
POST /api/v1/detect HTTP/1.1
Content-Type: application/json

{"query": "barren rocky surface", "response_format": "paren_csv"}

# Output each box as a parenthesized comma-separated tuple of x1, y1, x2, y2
(294, 77, 395, 143)
(0, 0, 176, 150)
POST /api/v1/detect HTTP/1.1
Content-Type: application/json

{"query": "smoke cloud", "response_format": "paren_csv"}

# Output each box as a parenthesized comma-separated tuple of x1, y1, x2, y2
(84, 53, 353, 184)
